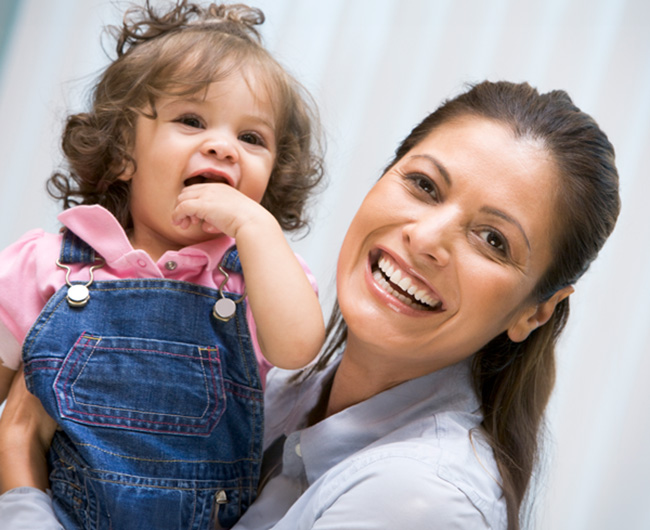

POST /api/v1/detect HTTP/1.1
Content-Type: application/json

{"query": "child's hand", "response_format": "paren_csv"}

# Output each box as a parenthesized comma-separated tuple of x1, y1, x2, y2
(172, 183, 274, 239)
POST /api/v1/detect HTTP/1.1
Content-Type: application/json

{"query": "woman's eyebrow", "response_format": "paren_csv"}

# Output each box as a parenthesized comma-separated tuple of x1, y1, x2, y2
(408, 154, 451, 187)
(481, 206, 532, 252)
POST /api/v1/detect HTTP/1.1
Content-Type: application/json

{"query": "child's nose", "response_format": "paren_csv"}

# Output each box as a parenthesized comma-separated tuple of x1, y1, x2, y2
(202, 135, 239, 162)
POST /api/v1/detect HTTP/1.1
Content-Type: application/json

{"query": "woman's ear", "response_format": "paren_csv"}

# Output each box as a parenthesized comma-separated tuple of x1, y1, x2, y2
(507, 285, 574, 343)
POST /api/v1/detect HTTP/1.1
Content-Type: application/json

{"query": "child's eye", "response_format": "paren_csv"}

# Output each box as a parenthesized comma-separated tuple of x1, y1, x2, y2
(478, 229, 509, 256)
(239, 132, 265, 147)
(406, 174, 440, 201)
(176, 114, 204, 129)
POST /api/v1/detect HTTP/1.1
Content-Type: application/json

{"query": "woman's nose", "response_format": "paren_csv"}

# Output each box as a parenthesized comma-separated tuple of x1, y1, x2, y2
(202, 134, 239, 162)
(403, 207, 458, 267)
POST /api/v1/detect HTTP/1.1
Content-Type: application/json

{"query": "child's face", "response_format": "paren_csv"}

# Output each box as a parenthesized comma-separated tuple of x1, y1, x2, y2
(120, 70, 277, 259)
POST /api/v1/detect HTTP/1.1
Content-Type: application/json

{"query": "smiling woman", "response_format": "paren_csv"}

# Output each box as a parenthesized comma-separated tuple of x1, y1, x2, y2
(260, 80, 618, 530)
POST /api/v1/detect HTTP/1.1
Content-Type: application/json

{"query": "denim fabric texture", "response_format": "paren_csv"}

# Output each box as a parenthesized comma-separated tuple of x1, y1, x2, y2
(23, 231, 264, 529)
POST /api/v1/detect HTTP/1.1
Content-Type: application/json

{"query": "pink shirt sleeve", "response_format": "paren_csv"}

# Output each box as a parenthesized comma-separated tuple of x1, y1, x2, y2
(0, 230, 63, 369)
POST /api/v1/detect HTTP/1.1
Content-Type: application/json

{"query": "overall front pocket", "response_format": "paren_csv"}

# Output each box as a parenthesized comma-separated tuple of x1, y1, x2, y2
(54, 332, 226, 435)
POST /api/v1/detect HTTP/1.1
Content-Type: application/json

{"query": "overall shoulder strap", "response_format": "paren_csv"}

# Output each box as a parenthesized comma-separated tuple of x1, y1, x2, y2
(59, 229, 97, 265)
(219, 246, 242, 274)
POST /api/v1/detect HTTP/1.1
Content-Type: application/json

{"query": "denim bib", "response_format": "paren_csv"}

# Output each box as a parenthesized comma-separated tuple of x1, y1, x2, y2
(23, 230, 263, 529)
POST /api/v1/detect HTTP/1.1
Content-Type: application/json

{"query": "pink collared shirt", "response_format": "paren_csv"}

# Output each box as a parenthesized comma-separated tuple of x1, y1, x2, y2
(0, 205, 317, 384)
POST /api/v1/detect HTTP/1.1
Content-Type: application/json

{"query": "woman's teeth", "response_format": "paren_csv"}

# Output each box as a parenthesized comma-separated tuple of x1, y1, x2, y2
(374, 256, 440, 310)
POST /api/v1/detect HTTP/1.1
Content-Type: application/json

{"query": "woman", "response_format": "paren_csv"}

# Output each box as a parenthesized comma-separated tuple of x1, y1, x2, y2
(0, 81, 620, 529)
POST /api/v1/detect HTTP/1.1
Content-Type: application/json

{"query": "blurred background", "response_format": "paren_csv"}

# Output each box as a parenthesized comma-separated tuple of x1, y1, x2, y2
(0, 0, 648, 528)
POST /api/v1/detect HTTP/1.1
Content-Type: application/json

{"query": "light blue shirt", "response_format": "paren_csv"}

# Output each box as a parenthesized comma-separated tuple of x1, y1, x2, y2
(234, 356, 507, 529)
(0, 488, 61, 530)
(0, 357, 507, 529)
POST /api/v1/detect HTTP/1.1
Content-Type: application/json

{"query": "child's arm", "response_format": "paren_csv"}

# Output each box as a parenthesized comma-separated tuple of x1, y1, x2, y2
(173, 183, 325, 369)
(0, 369, 57, 493)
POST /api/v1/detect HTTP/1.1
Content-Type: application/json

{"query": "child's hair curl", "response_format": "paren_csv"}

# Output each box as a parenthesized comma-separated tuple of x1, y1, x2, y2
(47, 1, 324, 232)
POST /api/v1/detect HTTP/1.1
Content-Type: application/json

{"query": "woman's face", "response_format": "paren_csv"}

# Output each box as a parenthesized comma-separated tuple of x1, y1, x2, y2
(337, 115, 568, 379)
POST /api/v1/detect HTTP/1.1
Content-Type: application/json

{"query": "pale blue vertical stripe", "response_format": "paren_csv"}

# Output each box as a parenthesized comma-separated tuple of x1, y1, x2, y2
(576, 0, 628, 110)
(263, 0, 347, 89)
(0, 0, 79, 240)
(467, 0, 511, 79)
(523, 0, 571, 82)
(0, 0, 21, 85)
(395, 0, 455, 135)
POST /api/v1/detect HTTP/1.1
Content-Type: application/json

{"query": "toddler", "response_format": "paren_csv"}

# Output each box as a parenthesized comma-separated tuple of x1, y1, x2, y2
(0, 1, 325, 528)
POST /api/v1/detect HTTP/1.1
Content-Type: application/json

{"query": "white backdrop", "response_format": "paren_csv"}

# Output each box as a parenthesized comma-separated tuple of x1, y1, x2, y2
(1, 1, 649, 528)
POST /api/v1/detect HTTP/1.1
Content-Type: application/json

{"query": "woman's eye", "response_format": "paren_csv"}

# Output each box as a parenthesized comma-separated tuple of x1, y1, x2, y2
(176, 115, 204, 129)
(239, 132, 265, 147)
(407, 174, 440, 201)
(479, 229, 508, 255)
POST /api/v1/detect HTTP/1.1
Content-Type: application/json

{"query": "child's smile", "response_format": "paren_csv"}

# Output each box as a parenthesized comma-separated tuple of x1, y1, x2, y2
(120, 70, 277, 261)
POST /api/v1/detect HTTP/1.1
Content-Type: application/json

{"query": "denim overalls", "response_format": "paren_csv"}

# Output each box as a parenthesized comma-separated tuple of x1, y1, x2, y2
(23, 230, 264, 530)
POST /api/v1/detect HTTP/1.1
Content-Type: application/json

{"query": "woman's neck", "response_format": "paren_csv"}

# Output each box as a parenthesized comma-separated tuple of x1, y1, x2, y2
(325, 343, 408, 418)
(324, 337, 458, 418)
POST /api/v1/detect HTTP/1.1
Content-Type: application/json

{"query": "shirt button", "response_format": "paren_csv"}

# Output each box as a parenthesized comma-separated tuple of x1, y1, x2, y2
(165, 261, 178, 271)
(295, 443, 302, 458)
(137, 259, 147, 268)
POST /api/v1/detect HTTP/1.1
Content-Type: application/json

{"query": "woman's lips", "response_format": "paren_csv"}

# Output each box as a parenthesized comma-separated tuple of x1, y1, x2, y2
(370, 250, 444, 312)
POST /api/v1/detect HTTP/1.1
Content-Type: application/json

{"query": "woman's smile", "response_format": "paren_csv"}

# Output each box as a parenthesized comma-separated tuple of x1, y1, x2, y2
(368, 249, 445, 313)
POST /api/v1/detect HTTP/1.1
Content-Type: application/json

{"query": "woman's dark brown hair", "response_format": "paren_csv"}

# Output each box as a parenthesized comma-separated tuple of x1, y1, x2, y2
(47, 1, 324, 232)
(314, 81, 620, 529)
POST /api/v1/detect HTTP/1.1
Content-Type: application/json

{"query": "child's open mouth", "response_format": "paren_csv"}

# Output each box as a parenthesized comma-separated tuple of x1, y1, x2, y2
(183, 172, 231, 187)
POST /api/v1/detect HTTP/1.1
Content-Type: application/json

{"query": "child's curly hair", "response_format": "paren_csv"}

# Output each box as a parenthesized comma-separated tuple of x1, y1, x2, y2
(47, 1, 324, 232)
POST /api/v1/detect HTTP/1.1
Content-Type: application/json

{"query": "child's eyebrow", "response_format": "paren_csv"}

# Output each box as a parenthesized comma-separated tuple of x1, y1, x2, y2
(158, 96, 206, 109)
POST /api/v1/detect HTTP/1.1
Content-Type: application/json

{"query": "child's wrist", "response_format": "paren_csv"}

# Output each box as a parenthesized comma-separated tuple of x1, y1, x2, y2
(232, 206, 280, 242)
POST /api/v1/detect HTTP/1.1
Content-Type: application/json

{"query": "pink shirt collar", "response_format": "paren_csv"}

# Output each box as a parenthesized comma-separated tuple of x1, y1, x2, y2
(58, 205, 236, 274)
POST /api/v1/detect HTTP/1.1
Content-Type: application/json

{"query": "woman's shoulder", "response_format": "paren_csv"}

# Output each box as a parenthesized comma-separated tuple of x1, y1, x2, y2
(313, 435, 506, 529)
(331, 415, 506, 528)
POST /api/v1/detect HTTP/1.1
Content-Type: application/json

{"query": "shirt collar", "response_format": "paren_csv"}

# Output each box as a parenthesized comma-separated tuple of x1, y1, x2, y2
(291, 357, 480, 486)
(58, 204, 235, 272)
